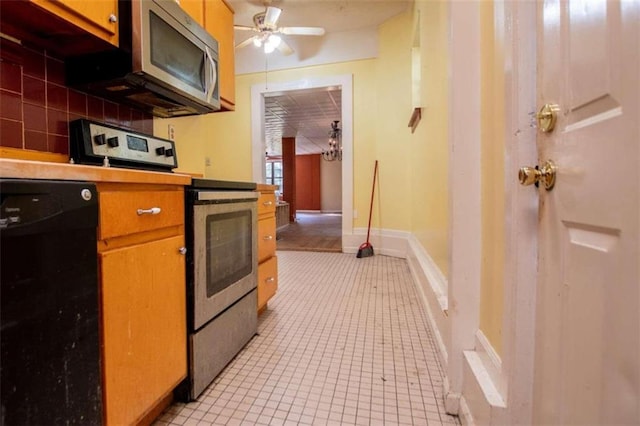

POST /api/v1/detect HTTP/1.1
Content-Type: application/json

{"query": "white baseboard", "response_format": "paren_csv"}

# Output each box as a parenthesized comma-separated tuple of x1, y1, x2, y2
(462, 350, 506, 425)
(342, 227, 409, 258)
(405, 235, 450, 372)
(474, 330, 505, 398)
(444, 378, 461, 415)
(459, 395, 475, 425)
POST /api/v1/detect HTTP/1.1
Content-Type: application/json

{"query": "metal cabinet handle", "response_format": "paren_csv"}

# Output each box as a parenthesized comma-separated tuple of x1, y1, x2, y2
(137, 207, 162, 215)
(204, 46, 217, 103)
(263, 235, 274, 240)
(265, 277, 276, 283)
(178, 247, 187, 255)
(263, 201, 273, 206)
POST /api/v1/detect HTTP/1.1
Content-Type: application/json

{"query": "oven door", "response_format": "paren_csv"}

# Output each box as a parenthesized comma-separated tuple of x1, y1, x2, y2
(192, 193, 257, 330)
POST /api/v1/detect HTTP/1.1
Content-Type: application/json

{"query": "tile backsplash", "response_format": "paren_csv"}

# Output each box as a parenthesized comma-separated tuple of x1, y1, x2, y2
(0, 39, 153, 156)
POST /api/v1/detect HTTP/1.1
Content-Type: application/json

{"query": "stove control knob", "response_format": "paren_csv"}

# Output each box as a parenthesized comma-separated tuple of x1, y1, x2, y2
(156, 146, 166, 156)
(165, 148, 174, 157)
(94, 134, 106, 145)
(107, 136, 119, 148)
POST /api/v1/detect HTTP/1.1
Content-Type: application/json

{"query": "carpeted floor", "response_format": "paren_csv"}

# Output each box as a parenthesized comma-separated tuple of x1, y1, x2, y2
(276, 212, 342, 252)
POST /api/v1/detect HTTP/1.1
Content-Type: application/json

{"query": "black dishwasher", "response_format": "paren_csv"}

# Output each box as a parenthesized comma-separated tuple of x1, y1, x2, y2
(0, 179, 102, 425)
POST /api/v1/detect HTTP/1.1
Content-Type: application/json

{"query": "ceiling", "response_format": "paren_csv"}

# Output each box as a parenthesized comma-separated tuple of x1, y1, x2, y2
(226, 0, 411, 156)
(264, 87, 342, 156)
(227, 0, 410, 38)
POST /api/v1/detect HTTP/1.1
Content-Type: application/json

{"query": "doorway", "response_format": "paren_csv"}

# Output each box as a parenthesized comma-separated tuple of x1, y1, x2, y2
(250, 75, 354, 252)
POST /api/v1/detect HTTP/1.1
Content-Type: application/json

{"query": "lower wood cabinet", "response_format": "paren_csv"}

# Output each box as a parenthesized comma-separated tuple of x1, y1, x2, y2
(257, 184, 279, 313)
(97, 183, 187, 425)
(258, 255, 278, 310)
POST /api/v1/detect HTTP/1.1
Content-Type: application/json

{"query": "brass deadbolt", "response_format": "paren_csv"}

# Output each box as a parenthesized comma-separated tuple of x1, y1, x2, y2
(536, 103, 560, 133)
(519, 160, 557, 190)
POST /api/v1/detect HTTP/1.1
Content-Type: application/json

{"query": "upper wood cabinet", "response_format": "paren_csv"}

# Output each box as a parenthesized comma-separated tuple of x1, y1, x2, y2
(30, 0, 118, 46)
(0, 0, 118, 55)
(204, 0, 236, 110)
(179, 0, 204, 26)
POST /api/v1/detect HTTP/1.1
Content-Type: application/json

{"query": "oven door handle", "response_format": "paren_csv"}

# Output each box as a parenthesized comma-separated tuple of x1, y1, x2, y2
(137, 207, 162, 216)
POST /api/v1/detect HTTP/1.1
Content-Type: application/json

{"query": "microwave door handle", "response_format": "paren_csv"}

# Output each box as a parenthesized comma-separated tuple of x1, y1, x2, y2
(205, 47, 217, 103)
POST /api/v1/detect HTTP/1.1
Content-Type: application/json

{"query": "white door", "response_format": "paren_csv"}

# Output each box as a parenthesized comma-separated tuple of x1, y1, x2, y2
(532, 1, 639, 424)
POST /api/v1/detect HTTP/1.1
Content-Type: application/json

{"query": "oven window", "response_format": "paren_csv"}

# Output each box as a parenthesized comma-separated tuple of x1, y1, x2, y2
(149, 11, 205, 92)
(206, 210, 252, 297)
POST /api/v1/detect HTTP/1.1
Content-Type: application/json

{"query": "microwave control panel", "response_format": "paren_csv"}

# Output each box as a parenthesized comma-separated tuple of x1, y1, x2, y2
(69, 119, 177, 172)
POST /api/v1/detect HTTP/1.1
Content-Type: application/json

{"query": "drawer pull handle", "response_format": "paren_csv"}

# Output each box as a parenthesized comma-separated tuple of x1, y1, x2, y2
(265, 277, 276, 283)
(178, 247, 187, 255)
(137, 207, 162, 216)
(263, 201, 273, 206)
(263, 235, 274, 240)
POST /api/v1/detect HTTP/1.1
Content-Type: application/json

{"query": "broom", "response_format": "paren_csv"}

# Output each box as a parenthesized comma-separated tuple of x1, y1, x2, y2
(357, 160, 378, 258)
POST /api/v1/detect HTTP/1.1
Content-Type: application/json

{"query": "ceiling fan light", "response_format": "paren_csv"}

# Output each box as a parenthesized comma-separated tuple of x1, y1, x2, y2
(268, 34, 281, 48)
(264, 43, 276, 54)
(253, 38, 262, 47)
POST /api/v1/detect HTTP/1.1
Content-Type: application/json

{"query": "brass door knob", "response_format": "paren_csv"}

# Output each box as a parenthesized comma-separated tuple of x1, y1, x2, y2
(519, 160, 557, 190)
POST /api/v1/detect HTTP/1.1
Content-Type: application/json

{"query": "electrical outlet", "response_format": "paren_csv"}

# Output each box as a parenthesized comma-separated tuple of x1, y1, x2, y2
(168, 124, 175, 141)
(353, 209, 358, 219)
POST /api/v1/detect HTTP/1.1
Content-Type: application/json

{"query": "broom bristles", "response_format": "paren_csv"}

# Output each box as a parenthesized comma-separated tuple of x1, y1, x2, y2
(357, 242, 374, 258)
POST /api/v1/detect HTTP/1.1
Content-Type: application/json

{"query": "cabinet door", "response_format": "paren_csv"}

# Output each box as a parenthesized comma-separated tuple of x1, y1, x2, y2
(180, 0, 204, 26)
(204, 0, 235, 109)
(101, 235, 187, 425)
(31, 0, 118, 46)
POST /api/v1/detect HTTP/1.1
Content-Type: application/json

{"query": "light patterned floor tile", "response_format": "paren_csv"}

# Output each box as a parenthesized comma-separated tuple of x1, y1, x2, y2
(155, 252, 459, 425)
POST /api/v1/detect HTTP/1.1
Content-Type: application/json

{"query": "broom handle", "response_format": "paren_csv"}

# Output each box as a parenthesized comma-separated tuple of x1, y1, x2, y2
(366, 160, 378, 243)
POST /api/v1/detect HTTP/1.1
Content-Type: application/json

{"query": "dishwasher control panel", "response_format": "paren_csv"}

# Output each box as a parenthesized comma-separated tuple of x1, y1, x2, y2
(69, 119, 177, 172)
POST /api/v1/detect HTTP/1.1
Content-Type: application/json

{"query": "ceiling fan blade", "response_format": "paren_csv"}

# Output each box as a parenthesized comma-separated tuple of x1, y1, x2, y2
(263, 6, 282, 29)
(280, 26, 326, 36)
(234, 25, 258, 32)
(276, 38, 294, 56)
(235, 36, 257, 49)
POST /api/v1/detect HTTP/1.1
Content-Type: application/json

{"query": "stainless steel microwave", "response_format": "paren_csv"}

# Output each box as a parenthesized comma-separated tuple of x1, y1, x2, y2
(66, 0, 220, 117)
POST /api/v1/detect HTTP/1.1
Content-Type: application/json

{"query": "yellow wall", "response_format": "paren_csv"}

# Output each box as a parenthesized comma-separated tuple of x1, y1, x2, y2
(370, 9, 414, 232)
(155, 6, 451, 280)
(479, 0, 505, 356)
(410, 0, 450, 278)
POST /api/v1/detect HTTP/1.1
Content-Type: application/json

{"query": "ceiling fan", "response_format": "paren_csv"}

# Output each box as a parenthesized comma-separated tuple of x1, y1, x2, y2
(234, 6, 325, 55)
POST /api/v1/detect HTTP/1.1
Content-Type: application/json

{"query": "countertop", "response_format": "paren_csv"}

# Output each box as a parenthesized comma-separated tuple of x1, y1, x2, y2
(0, 158, 192, 185)
(256, 183, 278, 192)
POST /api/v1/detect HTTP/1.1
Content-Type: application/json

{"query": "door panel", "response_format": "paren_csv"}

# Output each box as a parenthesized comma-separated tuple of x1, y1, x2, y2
(534, 0, 639, 424)
(295, 154, 321, 210)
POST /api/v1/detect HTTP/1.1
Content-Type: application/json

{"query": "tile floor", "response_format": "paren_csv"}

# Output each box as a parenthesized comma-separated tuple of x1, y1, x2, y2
(155, 251, 459, 426)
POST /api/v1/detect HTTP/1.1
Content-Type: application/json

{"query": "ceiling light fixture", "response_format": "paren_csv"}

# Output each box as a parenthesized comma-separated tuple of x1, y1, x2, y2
(322, 120, 342, 162)
(260, 33, 281, 54)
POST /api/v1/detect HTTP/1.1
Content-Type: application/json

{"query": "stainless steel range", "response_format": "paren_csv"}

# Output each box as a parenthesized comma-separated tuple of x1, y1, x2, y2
(69, 120, 258, 400)
(177, 178, 259, 400)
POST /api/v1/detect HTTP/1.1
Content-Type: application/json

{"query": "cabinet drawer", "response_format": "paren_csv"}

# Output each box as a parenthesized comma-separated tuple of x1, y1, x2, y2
(258, 216, 276, 263)
(258, 193, 276, 217)
(99, 190, 184, 240)
(257, 256, 278, 310)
